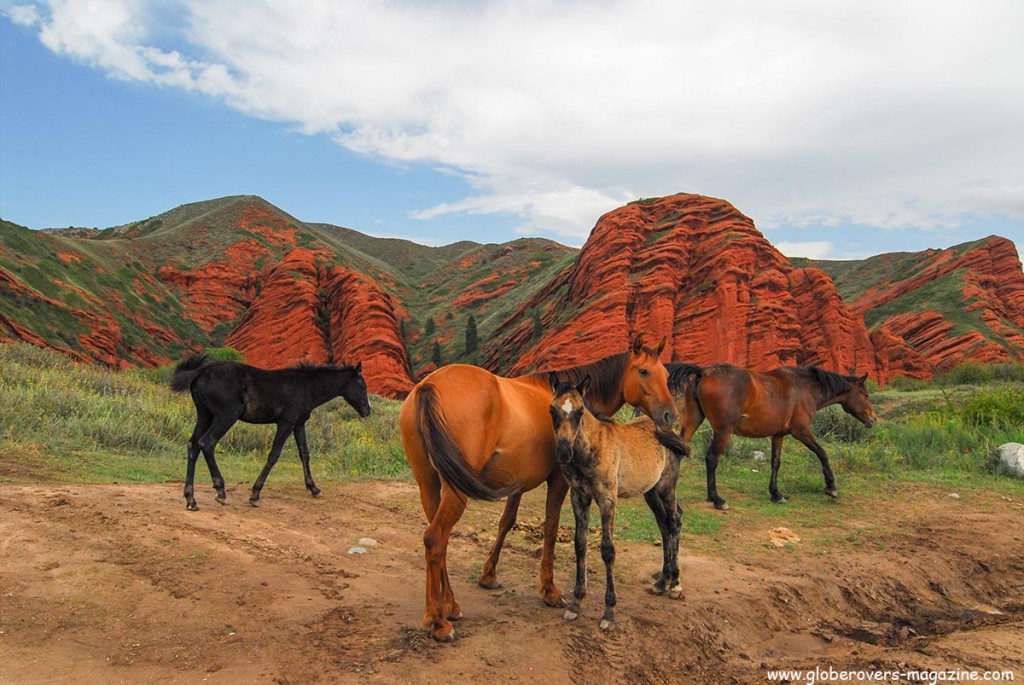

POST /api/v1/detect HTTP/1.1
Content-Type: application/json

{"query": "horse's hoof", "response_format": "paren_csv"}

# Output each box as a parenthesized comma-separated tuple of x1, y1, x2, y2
(773, 496, 788, 504)
(478, 579, 503, 590)
(563, 608, 579, 621)
(599, 618, 615, 632)
(431, 624, 455, 642)
(249, 498, 261, 508)
(668, 585, 684, 600)
(714, 501, 729, 511)
(186, 502, 199, 511)
(215, 495, 227, 505)
(446, 604, 463, 621)
(648, 584, 665, 596)
(825, 488, 839, 499)
(310, 488, 322, 498)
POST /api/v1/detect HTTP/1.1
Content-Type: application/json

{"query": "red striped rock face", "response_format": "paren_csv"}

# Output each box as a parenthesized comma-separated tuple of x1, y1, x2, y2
(490, 194, 883, 380)
(224, 247, 412, 398)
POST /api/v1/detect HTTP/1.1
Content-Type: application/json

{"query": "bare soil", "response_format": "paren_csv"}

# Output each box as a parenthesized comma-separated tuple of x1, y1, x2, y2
(1, 480, 1021, 684)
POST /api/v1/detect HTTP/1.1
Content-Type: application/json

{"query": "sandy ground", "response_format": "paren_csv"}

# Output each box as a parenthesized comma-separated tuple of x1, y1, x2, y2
(0, 479, 1021, 684)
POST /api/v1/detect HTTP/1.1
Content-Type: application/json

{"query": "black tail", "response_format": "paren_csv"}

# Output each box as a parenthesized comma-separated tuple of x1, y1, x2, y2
(415, 384, 517, 501)
(169, 354, 210, 393)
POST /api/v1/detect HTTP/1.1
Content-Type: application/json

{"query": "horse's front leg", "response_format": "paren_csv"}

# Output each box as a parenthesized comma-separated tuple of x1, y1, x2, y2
(793, 428, 838, 499)
(422, 487, 467, 641)
(769, 433, 787, 503)
(538, 469, 569, 607)
(249, 422, 293, 507)
(293, 422, 320, 497)
(705, 429, 733, 510)
(478, 492, 522, 589)
(597, 496, 617, 631)
(563, 487, 591, 622)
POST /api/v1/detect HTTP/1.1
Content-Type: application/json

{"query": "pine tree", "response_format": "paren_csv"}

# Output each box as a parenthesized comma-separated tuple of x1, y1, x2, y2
(465, 314, 478, 355)
(432, 342, 443, 367)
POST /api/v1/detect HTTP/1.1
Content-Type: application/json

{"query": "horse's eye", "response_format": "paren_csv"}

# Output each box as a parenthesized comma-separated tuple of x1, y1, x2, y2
(638, 368, 650, 377)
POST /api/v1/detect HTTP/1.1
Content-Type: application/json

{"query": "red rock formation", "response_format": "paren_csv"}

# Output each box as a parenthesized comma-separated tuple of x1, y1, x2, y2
(850, 237, 1024, 373)
(488, 194, 883, 380)
(224, 247, 412, 398)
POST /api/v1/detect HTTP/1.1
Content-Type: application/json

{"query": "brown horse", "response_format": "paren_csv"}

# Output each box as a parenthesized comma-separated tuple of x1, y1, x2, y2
(400, 335, 678, 641)
(668, 363, 877, 510)
(549, 376, 687, 631)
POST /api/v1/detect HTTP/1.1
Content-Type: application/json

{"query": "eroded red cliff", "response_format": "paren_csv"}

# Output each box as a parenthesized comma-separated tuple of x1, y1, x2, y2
(489, 194, 883, 380)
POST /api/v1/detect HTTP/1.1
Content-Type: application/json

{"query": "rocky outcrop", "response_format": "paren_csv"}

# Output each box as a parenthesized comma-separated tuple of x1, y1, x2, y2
(846, 237, 1024, 373)
(488, 194, 882, 380)
(224, 247, 412, 397)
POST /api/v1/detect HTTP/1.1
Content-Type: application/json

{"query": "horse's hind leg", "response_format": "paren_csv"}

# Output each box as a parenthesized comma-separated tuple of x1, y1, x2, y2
(563, 487, 591, 622)
(422, 487, 467, 641)
(645, 474, 683, 598)
(769, 434, 787, 503)
(293, 423, 320, 497)
(184, 405, 212, 511)
(792, 428, 838, 499)
(249, 422, 293, 507)
(194, 410, 236, 509)
(705, 429, 733, 510)
(478, 492, 522, 589)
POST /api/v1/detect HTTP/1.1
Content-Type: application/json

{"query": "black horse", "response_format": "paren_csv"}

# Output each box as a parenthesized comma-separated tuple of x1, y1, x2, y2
(170, 355, 372, 510)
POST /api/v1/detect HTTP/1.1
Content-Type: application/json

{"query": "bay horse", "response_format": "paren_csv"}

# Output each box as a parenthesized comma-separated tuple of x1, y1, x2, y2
(170, 355, 371, 510)
(400, 334, 678, 641)
(667, 363, 877, 510)
(549, 376, 687, 631)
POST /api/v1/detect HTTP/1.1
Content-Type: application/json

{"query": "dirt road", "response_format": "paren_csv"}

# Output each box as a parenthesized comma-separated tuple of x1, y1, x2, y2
(1, 480, 1021, 684)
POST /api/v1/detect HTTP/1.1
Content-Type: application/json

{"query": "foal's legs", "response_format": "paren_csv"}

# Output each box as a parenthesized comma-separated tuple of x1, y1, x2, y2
(596, 495, 618, 631)
(768, 433, 787, 503)
(293, 422, 321, 497)
(422, 486, 468, 641)
(188, 409, 237, 510)
(705, 429, 734, 510)
(792, 427, 838, 498)
(478, 492, 522, 589)
(645, 467, 683, 598)
(184, 405, 212, 511)
(249, 421, 295, 507)
(563, 487, 591, 622)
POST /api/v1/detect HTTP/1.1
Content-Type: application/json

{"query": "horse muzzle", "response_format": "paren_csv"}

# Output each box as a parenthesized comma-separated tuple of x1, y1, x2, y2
(654, 408, 679, 432)
(555, 440, 575, 465)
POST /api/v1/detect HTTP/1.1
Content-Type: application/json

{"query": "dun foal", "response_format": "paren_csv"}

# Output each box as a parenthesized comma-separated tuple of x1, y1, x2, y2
(549, 376, 687, 631)
(170, 355, 371, 510)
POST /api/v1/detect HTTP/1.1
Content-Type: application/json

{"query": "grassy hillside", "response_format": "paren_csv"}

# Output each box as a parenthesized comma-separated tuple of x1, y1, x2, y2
(3, 344, 1021, 497)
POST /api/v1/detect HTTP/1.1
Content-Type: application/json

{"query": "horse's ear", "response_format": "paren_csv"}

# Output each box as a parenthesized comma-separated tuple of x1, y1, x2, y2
(857, 373, 868, 385)
(354, 361, 363, 374)
(548, 372, 560, 391)
(632, 333, 645, 354)
(654, 336, 667, 356)
(577, 375, 591, 397)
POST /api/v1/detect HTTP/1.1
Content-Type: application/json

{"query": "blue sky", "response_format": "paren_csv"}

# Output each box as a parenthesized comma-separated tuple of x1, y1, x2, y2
(1, 1, 1022, 260)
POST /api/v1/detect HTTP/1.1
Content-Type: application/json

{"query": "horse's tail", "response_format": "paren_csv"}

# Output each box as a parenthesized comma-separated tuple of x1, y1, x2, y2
(415, 383, 518, 501)
(169, 354, 210, 393)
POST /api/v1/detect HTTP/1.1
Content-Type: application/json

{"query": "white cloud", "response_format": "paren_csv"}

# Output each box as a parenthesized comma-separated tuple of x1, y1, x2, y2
(10, 0, 1024, 239)
(776, 241, 835, 260)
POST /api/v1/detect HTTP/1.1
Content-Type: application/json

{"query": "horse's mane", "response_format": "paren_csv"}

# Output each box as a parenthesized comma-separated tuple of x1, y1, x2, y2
(802, 366, 856, 400)
(291, 361, 359, 374)
(665, 362, 703, 394)
(538, 350, 643, 412)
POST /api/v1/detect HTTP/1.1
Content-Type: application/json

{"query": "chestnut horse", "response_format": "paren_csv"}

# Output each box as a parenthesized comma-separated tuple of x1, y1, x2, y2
(400, 335, 678, 641)
(668, 363, 877, 510)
